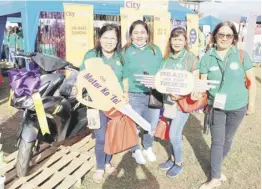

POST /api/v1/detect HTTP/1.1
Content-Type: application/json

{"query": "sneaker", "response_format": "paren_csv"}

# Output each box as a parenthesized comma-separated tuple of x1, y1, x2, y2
(220, 173, 227, 182)
(166, 164, 184, 178)
(92, 170, 104, 183)
(143, 147, 156, 162)
(159, 160, 174, 171)
(105, 164, 118, 175)
(132, 149, 146, 164)
(199, 179, 221, 189)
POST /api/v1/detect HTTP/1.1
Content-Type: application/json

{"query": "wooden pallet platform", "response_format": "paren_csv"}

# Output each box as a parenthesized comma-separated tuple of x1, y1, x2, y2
(4, 129, 96, 189)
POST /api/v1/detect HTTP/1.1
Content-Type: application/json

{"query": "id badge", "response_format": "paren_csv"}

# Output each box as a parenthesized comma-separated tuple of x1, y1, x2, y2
(213, 93, 227, 110)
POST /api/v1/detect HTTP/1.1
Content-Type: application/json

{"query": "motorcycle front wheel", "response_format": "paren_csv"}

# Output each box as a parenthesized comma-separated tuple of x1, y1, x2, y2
(16, 138, 34, 177)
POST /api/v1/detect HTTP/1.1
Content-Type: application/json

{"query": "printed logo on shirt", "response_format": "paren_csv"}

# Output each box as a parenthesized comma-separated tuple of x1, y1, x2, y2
(210, 66, 219, 71)
(230, 62, 239, 70)
(116, 60, 121, 66)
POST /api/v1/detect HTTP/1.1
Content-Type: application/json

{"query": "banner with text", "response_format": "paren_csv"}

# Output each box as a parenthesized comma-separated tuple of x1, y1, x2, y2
(187, 14, 199, 56)
(120, 8, 143, 47)
(154, 12, 171, 54)
(124, 0, 168, 11)
(63, 4, 94, 67)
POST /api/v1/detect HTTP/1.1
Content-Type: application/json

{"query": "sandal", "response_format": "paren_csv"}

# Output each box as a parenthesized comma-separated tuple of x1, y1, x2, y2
(105, 164, 118, 175)
(92, 170, 104, 183)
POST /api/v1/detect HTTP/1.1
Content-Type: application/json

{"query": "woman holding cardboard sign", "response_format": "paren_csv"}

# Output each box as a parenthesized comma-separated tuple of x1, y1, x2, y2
(122, 20, 162, 164)
(79, 24, 123, 183)
(199, 21, 256, 189)
(157, 27, 200, 178)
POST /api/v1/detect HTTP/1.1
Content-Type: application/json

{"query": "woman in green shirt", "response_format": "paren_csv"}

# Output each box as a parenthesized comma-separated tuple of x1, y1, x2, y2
(122, 20, 162, 165)
(79, 24, 122, 184)
(199, 21, 256, 189)
(158, 27, 199, 178)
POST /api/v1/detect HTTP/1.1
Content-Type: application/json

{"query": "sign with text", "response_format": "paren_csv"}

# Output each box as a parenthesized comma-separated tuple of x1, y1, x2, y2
(135, 69, 219, 95)
(76, 58, 151, 132)
(155, 69, 194, 95)
(63, 4, 94, 67)
(124, 0, 168, 11)
(187, 14, 199, 56)
(154, 12, 171, 54)
(120, 8, 143, 47)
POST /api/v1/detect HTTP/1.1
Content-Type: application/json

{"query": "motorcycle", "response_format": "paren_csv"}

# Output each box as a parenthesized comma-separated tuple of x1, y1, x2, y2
(10, 52, 88, 177)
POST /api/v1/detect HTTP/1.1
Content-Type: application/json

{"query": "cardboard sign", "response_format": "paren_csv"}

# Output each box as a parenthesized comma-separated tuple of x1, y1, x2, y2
(76, 58, 125, 111)
(187, 14, 199, 56)
(155, 69, 194, 95)
(64, 4, 94, 67)
(75, 58, 152, 132)
(154, 12, 171, 54)
(120, 8, 143, 47)
(135, 69, 219, 95)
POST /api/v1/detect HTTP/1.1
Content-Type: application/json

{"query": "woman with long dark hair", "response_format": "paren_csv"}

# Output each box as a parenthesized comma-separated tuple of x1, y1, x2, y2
(158, 27, 199, 178)
(79, 24, 122, 183)
(199, 21, 256, 189)
(121, 20, 162, 165)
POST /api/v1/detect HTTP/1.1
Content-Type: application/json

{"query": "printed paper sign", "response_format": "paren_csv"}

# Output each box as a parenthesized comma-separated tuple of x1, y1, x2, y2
(187, 14, 199, 56)
(76, 58, 152, 132)
(63, 4, 94, 67)
(135, 69, 219, 95)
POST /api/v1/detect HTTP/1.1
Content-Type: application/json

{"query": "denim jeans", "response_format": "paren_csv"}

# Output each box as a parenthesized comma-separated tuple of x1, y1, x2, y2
(9, 47, 15, 63)
(210, 106, 247, 178)
(128, 92, 160, 151)
(94, 111, 112, 170)
(169, 110, 190, 163)
(3, 44, 9, 62)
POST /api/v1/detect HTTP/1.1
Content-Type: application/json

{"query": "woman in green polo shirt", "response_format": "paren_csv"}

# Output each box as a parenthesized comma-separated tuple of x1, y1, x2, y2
(79, 24, 122, 184)
(157, 27, 199, 178)
(199, 21, 256, 189)
(122, 20, 162, 165)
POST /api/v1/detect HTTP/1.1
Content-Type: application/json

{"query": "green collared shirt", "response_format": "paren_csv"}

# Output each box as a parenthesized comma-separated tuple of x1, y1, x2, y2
(80, 49, 124, 89)
(8, 33, 17, 48)
(200, 47, 253, 110)
(122, 44, 163, 93)
(160, 49, 199, 71)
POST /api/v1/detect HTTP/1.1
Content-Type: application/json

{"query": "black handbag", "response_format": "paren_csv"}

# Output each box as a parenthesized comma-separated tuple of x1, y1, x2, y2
(148, 89, 163, 109)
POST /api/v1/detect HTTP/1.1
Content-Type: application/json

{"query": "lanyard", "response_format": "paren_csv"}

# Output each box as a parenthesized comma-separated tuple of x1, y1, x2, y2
(163, 51, 187, 70)
(216, 56, 229, 92)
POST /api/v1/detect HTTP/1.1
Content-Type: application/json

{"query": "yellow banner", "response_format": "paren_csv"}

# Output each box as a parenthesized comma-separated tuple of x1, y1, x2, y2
(187, 14, 199, 56)
(124, 0, 169, 11)
(64, 4, 94, 67)
(120, 8, 143, 47)
(154, 12, 171, 54)
(32, 92, 50, 135)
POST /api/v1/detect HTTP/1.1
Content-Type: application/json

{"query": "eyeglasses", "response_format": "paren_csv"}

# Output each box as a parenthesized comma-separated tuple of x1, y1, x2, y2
(101, 37, 117, 43)
(217, 33, 235, 40)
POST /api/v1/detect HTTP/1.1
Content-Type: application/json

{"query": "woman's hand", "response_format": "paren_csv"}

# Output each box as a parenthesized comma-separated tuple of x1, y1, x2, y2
(71, 85, 78, 97)
(190, 91, 203, 101)
(169, 94, 183, 101)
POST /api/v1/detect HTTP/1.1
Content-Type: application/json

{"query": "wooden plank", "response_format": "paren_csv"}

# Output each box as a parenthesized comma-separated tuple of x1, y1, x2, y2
(70, 135, 92, 150)
(7, 148, 70, 189)
(74, 139, 95, 153)
(5, 151, 18, 162)
(40, 152, 91, 189)
(56, 158, 95, 189)
(24, 151, 80, 187)
(31, 145, 60, 165)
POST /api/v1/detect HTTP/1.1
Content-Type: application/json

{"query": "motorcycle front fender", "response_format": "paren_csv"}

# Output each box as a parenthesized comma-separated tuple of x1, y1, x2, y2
(21, 119, 39, 143)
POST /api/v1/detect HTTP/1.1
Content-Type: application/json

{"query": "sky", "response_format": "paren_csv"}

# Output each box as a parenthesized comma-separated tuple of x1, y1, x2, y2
(199, 0, 261, 21)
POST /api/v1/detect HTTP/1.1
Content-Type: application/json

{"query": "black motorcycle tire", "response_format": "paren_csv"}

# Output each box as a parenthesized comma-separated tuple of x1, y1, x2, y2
(16, 138, 34, 177)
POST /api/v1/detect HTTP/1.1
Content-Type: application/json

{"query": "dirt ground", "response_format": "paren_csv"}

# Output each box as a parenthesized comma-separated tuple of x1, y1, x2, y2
(0, 67, 260, 189)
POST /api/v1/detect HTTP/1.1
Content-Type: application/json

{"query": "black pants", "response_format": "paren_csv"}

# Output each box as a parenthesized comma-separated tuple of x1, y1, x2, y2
(210, 106, 247, 178)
